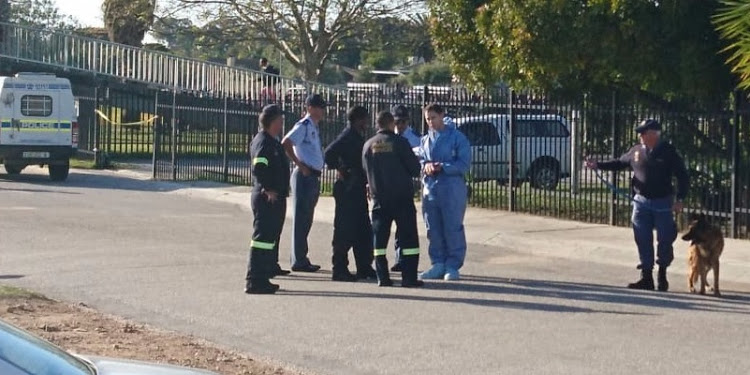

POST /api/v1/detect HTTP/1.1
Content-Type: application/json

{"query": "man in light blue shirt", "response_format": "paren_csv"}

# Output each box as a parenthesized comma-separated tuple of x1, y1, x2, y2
(281, 94, 327, 273)
(392, 105, 422, 148)
(416, 103, 472, 281)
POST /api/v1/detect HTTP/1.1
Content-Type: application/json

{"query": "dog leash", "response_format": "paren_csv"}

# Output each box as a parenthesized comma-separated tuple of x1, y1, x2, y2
(592, 169, 674, 213)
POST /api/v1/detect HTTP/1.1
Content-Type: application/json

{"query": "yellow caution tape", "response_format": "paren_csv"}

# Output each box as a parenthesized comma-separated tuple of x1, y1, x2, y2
(95, 110, 159, 126)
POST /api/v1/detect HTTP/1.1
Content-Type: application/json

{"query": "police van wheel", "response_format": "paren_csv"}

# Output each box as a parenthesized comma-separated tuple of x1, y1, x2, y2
(49, 162, 70, 182)
(529, 160, 560, 191)
(4, 164, 24, 175)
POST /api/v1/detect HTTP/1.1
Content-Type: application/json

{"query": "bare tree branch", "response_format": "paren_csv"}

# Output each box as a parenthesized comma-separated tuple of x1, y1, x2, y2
(166, 0, 423, 79)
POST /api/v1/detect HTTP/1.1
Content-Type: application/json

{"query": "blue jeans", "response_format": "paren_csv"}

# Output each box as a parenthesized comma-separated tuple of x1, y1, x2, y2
(290, 168, 320, 267)
(631, 195, 677, 271)
(422, 182, 468, 271)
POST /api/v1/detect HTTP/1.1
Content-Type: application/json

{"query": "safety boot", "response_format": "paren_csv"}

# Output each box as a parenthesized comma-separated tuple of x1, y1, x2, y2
(400, 255, 424, 288)
(657, 267, 669, 292)
(627, 268, 655, 290)
(374, 255, 394, 287)
(245, 280, 279, 294)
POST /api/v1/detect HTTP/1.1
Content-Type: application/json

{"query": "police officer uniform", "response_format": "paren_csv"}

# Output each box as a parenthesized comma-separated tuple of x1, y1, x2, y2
(595, 119, 689, 291)
(245, 106, 291, 294)
(282, 95, 326, 272)
(363, 127, 423, 287)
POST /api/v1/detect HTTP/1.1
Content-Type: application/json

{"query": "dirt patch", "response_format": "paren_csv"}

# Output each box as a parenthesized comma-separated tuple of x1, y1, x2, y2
(0, 290, 299, 375)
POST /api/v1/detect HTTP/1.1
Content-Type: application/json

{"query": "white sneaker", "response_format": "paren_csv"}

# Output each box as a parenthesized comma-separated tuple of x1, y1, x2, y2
(419, 265, 445, 280)
(444, 269, 460, 281)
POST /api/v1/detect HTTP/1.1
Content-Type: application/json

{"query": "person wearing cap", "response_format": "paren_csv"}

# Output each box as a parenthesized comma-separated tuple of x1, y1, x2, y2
(389, 105, 421, 272)
(417, 103, 472, 281)
(245, 105, 290, 294)
(392, 105, 421, 149)
(281, 94, 327, 273)
(585, 119, 689, 291)
(363, 111, 424, 287)
(323, 106, 377, 281)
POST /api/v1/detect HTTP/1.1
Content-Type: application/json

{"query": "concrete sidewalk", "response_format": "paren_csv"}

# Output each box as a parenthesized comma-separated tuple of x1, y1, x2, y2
(115, 167, 750, 285)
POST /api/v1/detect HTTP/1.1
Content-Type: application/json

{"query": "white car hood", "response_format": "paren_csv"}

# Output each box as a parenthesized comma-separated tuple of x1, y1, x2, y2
(76, 355, 220, 375)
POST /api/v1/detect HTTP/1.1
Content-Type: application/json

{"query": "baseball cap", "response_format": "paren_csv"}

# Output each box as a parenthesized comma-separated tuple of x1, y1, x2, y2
(391, 105, 410, 121)
(305, 94, 327, 108)
(634, 119, 661, 133)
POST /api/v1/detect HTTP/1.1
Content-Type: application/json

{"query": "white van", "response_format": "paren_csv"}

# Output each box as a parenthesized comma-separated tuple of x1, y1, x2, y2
(455, 114, 571, 190)
(0, 73, 78, 181)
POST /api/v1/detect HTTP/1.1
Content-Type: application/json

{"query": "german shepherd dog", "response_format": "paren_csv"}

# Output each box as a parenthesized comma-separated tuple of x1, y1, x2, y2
(681, 214, 724, 296)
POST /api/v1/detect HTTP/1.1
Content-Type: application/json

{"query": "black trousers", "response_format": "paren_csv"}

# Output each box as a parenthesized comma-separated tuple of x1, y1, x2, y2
(371, 197, 420, 281)
(332, 179, 373, 273)
(246, 191, 286, 282)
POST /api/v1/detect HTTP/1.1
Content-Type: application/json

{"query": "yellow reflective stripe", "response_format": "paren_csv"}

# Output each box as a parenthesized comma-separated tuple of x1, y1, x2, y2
(401, 248, 420, 256)
(253, 157, 269, 166)
(251, 240, 275, 250)
(373, 248, 387, 256)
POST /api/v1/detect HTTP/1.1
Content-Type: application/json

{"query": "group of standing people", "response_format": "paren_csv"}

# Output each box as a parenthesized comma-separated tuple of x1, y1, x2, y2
(244, 94, 473, 294)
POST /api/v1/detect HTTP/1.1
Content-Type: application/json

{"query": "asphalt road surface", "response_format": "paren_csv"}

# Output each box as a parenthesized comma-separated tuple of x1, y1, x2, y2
(2, 168, 750, 375)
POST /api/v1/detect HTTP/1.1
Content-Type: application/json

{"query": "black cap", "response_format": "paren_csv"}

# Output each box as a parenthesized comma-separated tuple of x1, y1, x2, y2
(635, 119, 661, 134)
(391, 105, 410, 121)
(305, 94, 327, 108)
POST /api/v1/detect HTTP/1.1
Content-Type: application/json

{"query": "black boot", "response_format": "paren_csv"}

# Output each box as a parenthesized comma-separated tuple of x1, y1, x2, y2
(374, 255, 393, 287)
(331, 245, 356, 282)
(400, 255, 424, 288)
(627, 268, 655, 290)
(245, 279, 279, 294)
(657, 267, 669, 292)
(332, 270, 357, 282)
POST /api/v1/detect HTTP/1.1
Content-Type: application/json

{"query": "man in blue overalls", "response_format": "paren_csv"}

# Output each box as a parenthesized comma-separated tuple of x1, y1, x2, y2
(282, 94, 327, 273)
(586, 119, 689, 291)
(417, 104, 472, 281)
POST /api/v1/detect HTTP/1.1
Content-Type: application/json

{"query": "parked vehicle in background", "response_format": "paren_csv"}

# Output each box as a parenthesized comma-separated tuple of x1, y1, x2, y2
(0, 318, 219, 375)
(455, 114, 571, 190)
(0, 73, 78, 181)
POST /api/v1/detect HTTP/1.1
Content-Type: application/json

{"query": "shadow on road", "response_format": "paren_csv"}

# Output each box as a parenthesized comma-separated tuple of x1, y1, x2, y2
(0, 275, 24, 280)
(452, 274, 750, 314)
(281, 274, 750, 315)
(281, 289, 650, 315)
(0, 186, 81, 195)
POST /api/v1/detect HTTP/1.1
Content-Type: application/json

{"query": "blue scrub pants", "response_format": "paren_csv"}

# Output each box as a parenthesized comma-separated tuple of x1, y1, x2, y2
(422, 182, 468, 271)
(631, 195, 677, 271)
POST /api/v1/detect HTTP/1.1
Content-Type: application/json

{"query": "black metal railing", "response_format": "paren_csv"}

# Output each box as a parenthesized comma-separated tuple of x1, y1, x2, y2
(58, 80, 750, 240)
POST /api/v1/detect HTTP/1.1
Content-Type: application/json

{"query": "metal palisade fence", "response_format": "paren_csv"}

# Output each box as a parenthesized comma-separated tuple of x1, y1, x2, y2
(63, 81, 750, 240)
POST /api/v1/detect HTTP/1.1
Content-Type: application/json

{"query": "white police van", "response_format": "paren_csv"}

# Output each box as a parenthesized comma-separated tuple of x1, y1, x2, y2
(0, 73, 78, 181)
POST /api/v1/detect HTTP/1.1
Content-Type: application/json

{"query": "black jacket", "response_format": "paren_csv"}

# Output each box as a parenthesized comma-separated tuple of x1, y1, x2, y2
(362, 129, 421, 202)
(324, 125, 367, 188)
(250, 131, 290, 197)
(597, 141, 689, 200)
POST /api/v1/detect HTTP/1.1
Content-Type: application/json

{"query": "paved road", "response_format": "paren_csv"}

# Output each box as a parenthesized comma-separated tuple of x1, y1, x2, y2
(2, 168, 750, 375)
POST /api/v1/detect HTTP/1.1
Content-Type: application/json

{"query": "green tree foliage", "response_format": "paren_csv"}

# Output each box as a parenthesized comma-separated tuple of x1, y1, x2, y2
(102, 0, 156, 47)
(170, 0, 421, 80)
(429, 0, 735, 107)
(359, 15, 434, 71)
(8, 0, 79, 29)
(714, 1, 750, 89)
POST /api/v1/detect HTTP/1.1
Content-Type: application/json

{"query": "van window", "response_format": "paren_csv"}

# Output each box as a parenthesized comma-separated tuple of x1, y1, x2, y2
(20, 95, 53, 117)
(459, 122, 501, 146)
(514, 120, 569, 137)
